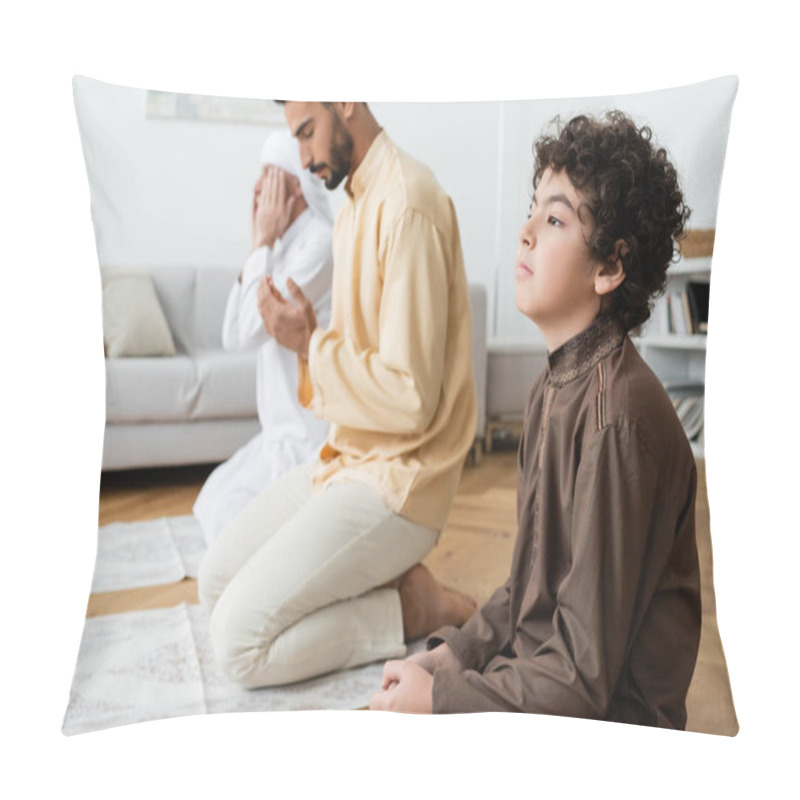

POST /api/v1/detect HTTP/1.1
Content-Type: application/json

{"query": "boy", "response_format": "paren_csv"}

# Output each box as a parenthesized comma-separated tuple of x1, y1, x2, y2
(369, 111, 701, 729)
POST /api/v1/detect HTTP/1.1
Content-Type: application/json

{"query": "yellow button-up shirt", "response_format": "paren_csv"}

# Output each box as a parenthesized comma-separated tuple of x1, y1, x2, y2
(298, 130, 476, 530)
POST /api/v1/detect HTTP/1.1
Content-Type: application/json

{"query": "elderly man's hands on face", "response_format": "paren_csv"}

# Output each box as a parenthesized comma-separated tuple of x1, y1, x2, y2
(258, 276, 317, 360)
(251, 166, 300, 251)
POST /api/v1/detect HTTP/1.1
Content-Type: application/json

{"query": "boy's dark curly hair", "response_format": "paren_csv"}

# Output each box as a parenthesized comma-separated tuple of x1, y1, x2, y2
(533, 111, 691, 332)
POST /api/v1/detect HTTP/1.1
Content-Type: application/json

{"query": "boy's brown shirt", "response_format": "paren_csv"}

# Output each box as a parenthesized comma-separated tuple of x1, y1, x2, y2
(428, 313, 701, 728)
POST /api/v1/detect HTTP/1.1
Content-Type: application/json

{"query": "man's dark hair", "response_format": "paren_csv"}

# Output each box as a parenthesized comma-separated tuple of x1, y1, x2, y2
(534, 111, 691, 332)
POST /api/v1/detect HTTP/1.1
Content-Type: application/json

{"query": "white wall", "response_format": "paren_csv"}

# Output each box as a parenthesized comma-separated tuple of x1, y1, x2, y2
(73, 77, 285, 270)
(74, 76, 736, 342)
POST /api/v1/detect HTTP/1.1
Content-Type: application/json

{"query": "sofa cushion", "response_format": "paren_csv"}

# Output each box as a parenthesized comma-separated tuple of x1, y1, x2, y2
(146, 266, 239, 354)
(194, 350, 259, 418)
(193, 268, 241, 352)
(105, 350, 257, 424)
(141, 267, 195, 354)
(102, 272, 176, 357)
(105, 354, 200, 423)
(102, 418, 262, 470)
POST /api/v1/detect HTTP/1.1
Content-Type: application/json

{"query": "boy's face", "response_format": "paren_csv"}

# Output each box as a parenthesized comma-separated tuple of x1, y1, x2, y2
(515, 168, 604, 348)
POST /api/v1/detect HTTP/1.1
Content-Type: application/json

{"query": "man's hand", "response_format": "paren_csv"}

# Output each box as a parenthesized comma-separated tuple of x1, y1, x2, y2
(368, 660, 434, 714)
(258, 276, 317, 360)
(252, 166, 298, 251)
(406, 642, 463, 675)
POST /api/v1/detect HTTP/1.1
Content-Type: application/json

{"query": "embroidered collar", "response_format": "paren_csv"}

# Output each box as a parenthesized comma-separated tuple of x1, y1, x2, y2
(547, 314, 625, 386)
(345, 129, 388, 201)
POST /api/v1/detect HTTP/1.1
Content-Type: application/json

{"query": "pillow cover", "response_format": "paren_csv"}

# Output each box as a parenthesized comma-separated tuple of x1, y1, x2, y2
(66, 75, 739, 737)
(102, 271, 176, 357)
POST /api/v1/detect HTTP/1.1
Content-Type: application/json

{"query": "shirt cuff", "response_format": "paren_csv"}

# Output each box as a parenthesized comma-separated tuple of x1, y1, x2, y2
(297, 356, 314, 408)
(427, 625, 482, 673)
(431, 669, 511, 715)
(241, 246, 271, 286)
(306, 327, 327, 412)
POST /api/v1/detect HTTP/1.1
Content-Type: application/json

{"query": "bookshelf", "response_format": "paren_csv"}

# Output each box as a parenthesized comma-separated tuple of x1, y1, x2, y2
(636, 253, 711, 457)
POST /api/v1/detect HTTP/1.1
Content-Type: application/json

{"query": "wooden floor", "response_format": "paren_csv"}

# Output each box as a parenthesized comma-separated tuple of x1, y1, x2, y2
(90, 448, 738, 735)
(90, 449, 519, 617)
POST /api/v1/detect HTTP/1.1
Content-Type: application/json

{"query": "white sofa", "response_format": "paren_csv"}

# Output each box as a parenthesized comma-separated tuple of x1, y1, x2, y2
(102, 266, 488, 471)
(483, 342, 548, 452)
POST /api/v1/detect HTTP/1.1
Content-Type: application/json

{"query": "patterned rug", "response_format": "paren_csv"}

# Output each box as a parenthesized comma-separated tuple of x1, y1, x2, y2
(69, 516, 422, 734)
(91, 515, 206, 593)
(63, 602, 421, 735)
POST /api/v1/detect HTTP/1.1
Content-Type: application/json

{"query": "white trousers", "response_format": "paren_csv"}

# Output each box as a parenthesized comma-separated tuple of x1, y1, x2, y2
(198, 462, 439, 688)
(193, 433, 322, 545)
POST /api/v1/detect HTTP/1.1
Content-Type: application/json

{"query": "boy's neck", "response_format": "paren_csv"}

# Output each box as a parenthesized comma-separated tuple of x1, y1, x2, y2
(541, 304, 604, 354)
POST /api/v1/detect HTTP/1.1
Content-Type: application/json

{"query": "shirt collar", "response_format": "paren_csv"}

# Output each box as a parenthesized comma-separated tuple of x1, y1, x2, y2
(345, 129, 388, 200)
(547, 314, 626, 386)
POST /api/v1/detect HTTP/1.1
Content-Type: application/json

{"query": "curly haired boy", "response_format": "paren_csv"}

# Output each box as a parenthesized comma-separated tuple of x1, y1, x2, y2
(370, 111, 702, 729)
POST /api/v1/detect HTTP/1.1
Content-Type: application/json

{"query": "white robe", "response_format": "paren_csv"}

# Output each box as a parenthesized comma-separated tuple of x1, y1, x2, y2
(194, 208, 333, 543)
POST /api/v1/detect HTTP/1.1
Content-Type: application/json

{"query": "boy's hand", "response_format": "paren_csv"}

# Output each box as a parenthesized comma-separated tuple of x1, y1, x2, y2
(369, 660, 434, 714)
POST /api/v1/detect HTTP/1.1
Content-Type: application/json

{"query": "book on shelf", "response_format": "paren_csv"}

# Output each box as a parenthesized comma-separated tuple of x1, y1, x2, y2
(662, 281, 709, 336)
(670, 293, 689, 334)
(686, 281, 709, 334)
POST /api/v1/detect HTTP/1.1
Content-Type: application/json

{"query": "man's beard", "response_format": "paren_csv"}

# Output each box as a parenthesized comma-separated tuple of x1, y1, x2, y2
(312, 115, 353, 191)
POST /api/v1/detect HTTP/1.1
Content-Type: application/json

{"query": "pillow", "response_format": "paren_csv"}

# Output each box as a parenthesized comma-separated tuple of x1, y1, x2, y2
(101, 271, 176, 357)
(66, 75, 739, 739)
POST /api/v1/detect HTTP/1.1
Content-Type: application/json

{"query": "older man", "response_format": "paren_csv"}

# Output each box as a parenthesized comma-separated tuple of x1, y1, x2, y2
(193, 130, 333, 544)
(198, 103, 476, 689)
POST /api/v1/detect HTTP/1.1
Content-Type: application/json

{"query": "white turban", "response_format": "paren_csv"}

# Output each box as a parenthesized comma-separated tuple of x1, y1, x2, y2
(260, 129, 333, 224)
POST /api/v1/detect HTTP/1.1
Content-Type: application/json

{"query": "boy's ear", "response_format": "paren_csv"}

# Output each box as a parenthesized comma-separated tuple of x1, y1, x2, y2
(595, 239, 628, 296)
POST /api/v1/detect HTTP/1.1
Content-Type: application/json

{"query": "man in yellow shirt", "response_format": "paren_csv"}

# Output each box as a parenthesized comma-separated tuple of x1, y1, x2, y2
(198, 102, 477, 689)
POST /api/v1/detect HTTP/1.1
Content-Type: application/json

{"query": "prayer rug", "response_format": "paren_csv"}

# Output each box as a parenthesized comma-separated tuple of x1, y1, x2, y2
(91, 515, 206, 593)
(63, 602, 422, 734)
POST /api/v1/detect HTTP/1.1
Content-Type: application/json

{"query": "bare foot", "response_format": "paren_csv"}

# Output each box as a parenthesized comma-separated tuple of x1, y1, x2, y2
(396, 564, 476, 641)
